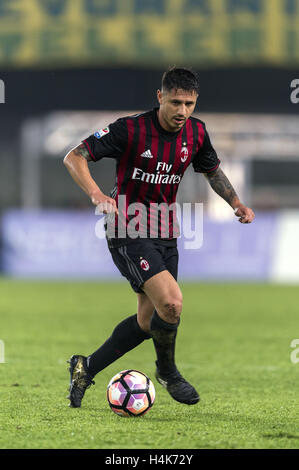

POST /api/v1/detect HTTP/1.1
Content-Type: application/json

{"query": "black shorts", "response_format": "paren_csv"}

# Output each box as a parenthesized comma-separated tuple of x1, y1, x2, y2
(108, 239, 179, 294)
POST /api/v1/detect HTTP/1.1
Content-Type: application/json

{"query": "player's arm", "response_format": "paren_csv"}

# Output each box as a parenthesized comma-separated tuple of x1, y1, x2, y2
(205, 167, 255, 224)
(63, 144, 118, 214)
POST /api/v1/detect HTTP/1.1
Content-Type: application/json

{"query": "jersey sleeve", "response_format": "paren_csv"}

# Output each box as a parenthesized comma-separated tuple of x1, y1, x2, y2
(192, 126, 221, 174)
(82, 118, 127, 162)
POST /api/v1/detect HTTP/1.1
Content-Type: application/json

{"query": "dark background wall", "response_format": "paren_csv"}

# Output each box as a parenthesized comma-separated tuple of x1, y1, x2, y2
(1, 66, 298, 114)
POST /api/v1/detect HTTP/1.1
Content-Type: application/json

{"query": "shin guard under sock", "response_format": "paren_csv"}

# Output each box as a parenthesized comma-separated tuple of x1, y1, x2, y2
(87, 314, 151, 377)
(150, 310, 180, 376)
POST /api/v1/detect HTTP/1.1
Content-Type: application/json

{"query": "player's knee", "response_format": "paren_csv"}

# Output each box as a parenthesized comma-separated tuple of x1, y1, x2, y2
(161, 296, 182, 323)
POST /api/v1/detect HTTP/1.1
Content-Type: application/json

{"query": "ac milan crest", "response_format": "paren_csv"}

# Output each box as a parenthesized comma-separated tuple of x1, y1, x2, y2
(140, 258, 150, 271)
(180, 146, 189, 163)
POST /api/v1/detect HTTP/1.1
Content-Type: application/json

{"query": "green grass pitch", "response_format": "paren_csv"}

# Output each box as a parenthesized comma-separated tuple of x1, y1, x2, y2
(0, 278, 298, 449)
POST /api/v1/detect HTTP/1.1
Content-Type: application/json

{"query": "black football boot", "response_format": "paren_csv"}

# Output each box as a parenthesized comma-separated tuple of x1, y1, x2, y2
(67, 355, 95, 408)
(155, 362, 200, 405)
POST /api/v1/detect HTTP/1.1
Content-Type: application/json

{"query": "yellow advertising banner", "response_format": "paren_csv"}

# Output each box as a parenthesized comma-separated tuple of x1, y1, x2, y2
(0, 0, 298, 67)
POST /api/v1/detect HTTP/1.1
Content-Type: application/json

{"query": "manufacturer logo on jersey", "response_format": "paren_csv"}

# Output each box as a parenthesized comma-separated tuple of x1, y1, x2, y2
(180, 146, 189, 163)
(94, 127, 110, 139)
(141, 149, 153, 159)
(140, 258, 150, 271)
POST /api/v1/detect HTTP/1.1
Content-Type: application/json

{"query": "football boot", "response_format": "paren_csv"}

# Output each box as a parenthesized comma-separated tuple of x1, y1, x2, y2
(67, 355, 95, 408)
(155, 361, 199, 405)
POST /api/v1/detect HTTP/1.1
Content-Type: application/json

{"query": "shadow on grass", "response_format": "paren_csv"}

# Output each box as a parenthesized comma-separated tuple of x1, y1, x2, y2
(262, 432, 299, 440)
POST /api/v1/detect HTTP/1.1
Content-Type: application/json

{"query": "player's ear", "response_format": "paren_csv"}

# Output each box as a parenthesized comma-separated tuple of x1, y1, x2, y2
(157, 89, 163, 105)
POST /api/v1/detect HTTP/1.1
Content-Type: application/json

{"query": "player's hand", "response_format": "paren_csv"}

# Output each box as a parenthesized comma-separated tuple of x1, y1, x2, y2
(234, 205, 255, 224)
(90, 191, 119, 215)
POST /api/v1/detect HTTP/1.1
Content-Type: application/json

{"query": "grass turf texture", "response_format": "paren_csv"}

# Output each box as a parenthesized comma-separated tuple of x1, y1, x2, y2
(0, 279, 298, 449)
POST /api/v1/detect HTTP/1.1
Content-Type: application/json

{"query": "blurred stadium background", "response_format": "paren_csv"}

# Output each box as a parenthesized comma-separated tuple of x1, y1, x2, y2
(0, 0, 299, 283)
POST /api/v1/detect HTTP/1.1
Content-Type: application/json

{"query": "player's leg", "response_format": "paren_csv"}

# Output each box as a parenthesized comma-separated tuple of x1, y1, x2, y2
(67, 240, 196, 407)
(144, 270, 182, 323)
(143, 268, 199, 405)
(68, 311, 151, 407)
(87, 294, 154, 380)
(143, 269, 182, 375)
(86, 293, 155, 378)
(136, 292, 155, 333)
(68, 245, 154, 408)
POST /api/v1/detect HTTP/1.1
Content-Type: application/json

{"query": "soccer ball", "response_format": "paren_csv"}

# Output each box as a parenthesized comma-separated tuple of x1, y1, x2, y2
(107, 369, 155, 417)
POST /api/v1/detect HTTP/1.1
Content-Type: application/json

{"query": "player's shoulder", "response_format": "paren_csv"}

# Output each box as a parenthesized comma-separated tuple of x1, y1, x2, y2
(117, 110, 152, 123)
(106, 111, 152, 140)
(110, 111, 151, 132)
(189, 115, 207, 129)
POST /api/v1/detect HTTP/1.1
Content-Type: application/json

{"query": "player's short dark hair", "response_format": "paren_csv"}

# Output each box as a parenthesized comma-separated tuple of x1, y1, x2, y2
(161, 66, 199, 95)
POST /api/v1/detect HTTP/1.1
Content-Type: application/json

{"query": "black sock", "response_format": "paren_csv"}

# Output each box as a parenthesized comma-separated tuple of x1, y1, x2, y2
(87, 314, 151, 377)
(150, 310, 180, 376)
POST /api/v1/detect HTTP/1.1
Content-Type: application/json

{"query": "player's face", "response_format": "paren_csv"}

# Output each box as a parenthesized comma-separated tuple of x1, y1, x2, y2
(157, 88, 198, 132)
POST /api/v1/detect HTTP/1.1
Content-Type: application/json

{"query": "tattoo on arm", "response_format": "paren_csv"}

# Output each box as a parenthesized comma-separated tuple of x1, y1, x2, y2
(206, 168, 238, 206)
(73, 143, 92, 161)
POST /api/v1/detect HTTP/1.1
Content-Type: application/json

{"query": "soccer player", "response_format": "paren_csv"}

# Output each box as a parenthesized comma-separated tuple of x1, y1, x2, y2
(64, 67, 255, 408)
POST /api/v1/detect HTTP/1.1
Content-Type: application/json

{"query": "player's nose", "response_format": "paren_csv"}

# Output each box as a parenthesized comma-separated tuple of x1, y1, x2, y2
(177, 104, 187, 117)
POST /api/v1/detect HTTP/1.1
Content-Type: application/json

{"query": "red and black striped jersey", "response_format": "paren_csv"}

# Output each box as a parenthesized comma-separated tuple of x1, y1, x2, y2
(83, 108, 220, 246)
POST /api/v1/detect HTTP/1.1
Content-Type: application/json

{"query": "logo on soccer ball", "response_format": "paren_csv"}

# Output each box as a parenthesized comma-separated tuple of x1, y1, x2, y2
(140, 258, 150, 271)
(94, 127, 110, 139)
(180, 146, 189, 163)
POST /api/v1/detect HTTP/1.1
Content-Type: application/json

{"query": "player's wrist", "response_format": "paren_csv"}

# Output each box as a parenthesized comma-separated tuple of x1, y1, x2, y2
(89, 187, 103, 199)
(233, 204, 247, 216)
(231, 198, 243, 212)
